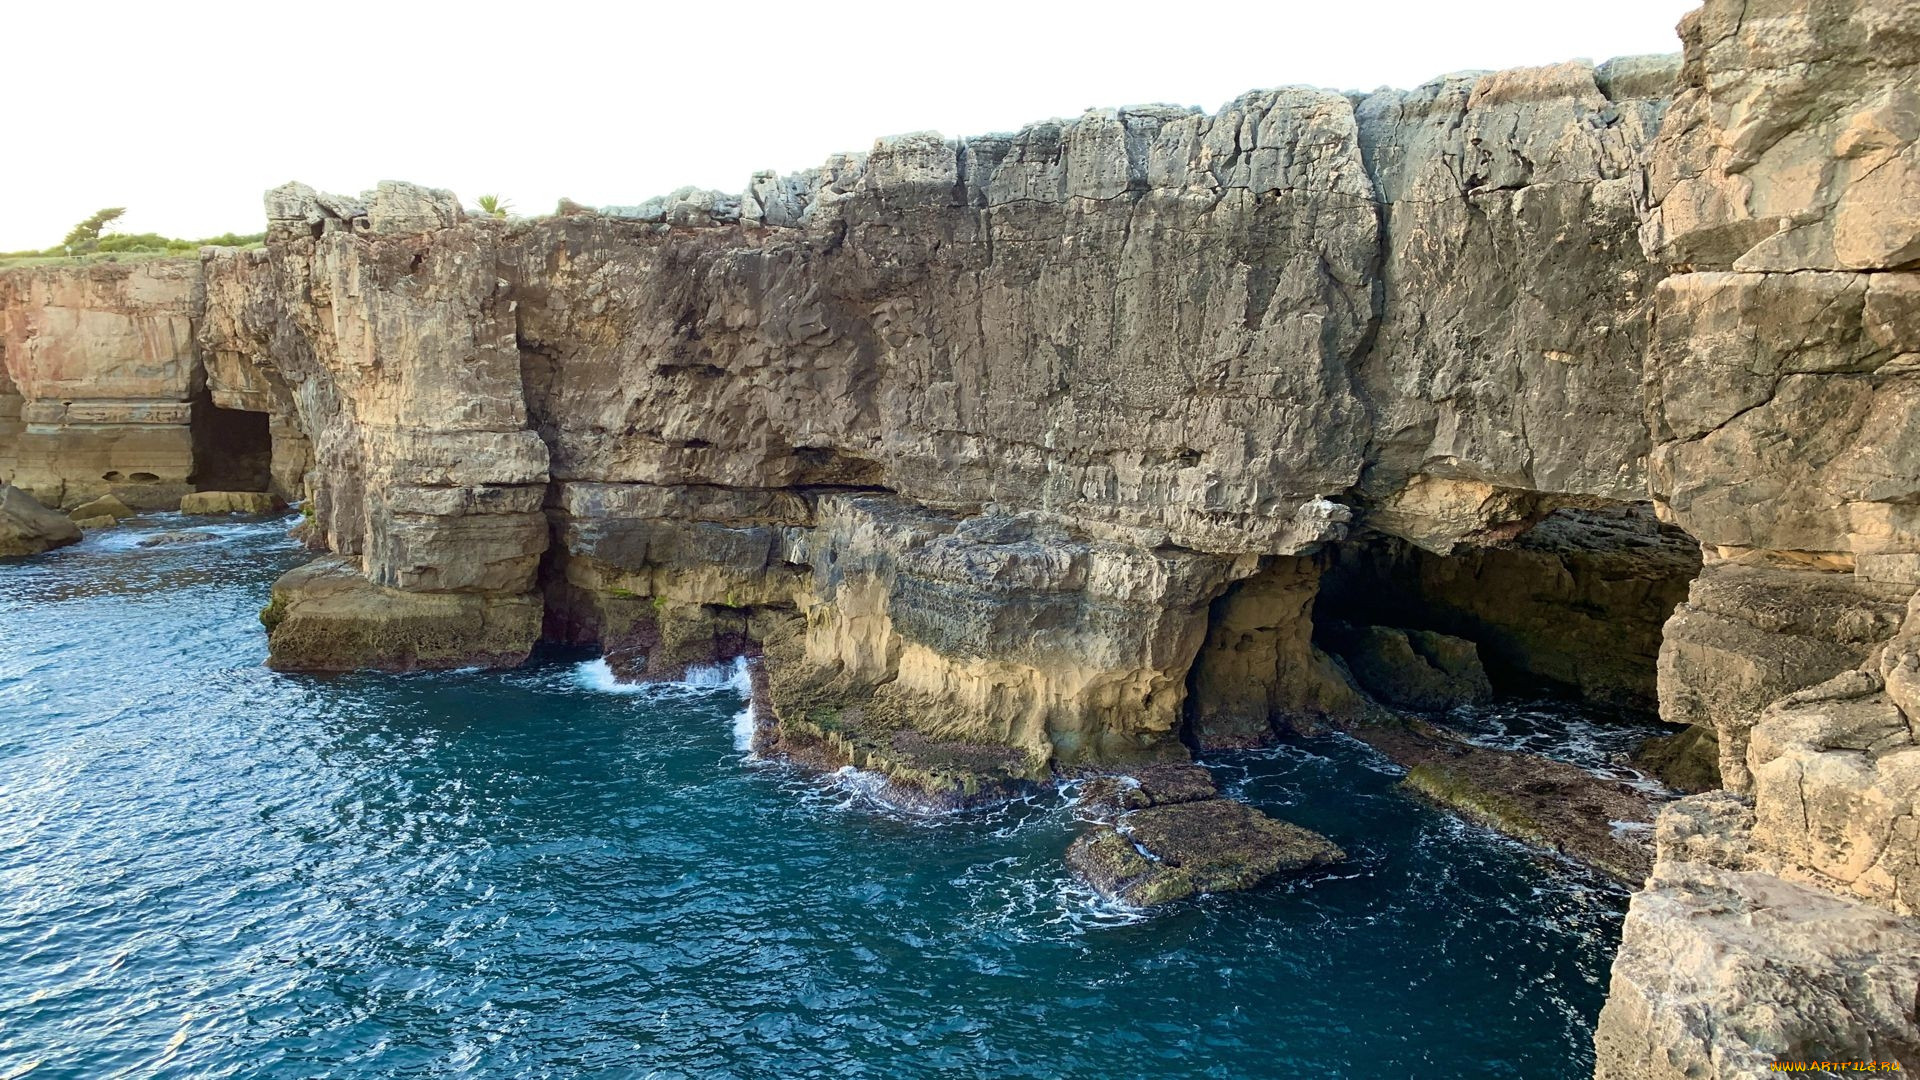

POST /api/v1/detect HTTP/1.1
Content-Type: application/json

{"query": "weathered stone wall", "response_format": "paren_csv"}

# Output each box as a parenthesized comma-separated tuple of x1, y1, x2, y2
(1595, 0, 1920, 1074)
(0, 260, 202, 509)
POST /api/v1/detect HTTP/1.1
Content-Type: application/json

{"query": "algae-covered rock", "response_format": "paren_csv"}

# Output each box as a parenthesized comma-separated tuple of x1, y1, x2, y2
(262, 556, 541, 672)
(68, 494, 135, 522)
(1076, 765, 1218, 817)
(1067, 798, 1344, 907)
(1363, 720, 1658, 881)
(72, 515, 117, 531)
(181, 491, 285, 515)
(0, 483, 82, 557)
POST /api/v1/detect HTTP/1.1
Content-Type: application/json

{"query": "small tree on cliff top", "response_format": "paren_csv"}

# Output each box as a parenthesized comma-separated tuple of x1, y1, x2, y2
(475, 194, 511, 219)
(61, 208, 126, 251)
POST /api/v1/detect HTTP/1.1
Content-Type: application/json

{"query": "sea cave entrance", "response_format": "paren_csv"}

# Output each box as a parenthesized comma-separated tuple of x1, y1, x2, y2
(188, 390, 274, 493)
(1182, 504, 1704, 750)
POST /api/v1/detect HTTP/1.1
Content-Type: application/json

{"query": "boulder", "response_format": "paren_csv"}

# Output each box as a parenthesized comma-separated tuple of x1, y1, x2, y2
(1332, 625, 1493, 712)
(0, 483, 81, 557)
(261, 557, 542, 672)
(1630, 723, 1722, 794)
(1066, 798, 1344, 907)
(180, 491, 285, 515)
(68, 494, 134, 521)
(72, 515, 117, 530)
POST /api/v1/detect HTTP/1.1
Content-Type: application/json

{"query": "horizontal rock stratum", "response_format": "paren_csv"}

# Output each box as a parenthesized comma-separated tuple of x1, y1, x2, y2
(2, 0, 1917, 1074)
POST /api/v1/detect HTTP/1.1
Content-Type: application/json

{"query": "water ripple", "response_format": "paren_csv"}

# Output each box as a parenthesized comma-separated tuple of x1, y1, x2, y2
(0, 516, 1636, 1078)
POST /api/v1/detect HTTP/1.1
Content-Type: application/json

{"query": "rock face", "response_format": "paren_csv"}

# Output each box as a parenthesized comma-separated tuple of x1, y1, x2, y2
(0, 254, 298, 517)
(1592, 0, 1920, 1074)
(0, 483, 80, 557)
(1595, 795, 1920, 1078)
(189, 56, 1686, 723)
(0, 261, 201, 510)
(2, 0, 1916, 1071)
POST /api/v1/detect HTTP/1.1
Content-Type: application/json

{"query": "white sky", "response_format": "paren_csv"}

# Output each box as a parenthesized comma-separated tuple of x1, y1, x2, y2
(1, 0, 1699, 251)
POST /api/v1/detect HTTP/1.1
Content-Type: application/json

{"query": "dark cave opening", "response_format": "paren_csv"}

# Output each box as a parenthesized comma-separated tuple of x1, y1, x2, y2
(1311, 505, 1702, 712)
(189, 392, 274, 493)
(1181, 504, 1704, 752)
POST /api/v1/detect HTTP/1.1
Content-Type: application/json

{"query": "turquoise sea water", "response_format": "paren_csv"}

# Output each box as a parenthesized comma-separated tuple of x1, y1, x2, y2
(0, 515, 1645, 1078)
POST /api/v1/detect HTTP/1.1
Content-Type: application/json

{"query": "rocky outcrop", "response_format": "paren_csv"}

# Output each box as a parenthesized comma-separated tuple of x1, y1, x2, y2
(259, 557, 541, 672)
(0, 483, 80, 557)
(1657, 563, 1908, 791)
(1068, 789, 1345, 907)
(1595, 795, 1920, 1078)
(180, 490, 285, 515)
(1326, 626, 1493, 713)
(0, 252, 301, 516)
(1595, 0, 1920, 1074)
(198, 56, 1689, 731)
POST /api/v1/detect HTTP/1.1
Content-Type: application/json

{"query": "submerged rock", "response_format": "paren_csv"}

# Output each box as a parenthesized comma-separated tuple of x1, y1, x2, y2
(137, 530, 219, 547)
(180, 491, 284, 515)
(1360, 720, 1658, 882)
(1067, 798, 1344, 907)
(0, 483, 81, 557)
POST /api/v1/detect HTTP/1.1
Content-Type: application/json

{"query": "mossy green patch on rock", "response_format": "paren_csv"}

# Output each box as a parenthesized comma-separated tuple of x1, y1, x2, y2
(1359, 719, 1659, 882)
(1404, 762, 1551, 847)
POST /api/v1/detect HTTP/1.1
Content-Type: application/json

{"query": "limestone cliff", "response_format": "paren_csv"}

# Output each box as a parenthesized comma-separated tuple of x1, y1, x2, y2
(3, 0, 1917, 1072)
(1592, 0, 1920, 1074)
(207, 58, 1687, 770)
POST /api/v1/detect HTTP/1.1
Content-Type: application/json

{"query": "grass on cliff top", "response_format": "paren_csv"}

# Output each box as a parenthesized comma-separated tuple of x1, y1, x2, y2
(0, 232, 266, 269)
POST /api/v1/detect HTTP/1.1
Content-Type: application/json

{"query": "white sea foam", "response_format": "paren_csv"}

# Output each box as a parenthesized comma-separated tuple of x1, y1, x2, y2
(572, 657, 650, 695)
(572, 654, 754, 702)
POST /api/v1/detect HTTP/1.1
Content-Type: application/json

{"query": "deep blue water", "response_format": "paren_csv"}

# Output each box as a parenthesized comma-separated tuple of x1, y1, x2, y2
(0, 515, 1643, 1078)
